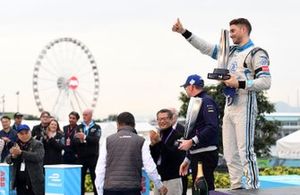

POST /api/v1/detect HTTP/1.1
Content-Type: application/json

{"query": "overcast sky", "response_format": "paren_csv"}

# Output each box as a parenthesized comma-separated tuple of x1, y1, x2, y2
(0, 0, 299, 120)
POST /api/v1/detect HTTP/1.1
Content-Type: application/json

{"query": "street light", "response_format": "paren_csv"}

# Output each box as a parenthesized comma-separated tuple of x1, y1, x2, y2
(16, 91, 20, 112)
(1, 94, 5, 115)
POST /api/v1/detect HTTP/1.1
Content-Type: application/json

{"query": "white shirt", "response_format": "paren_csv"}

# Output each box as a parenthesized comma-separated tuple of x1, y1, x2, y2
(95, 138, 163, 195)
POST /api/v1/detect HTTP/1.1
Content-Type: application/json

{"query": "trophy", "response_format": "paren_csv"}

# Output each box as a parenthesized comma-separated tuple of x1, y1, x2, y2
(207, 29, 230, 80)
(175, 97, 202, 147)
(183, 97, 203, 139)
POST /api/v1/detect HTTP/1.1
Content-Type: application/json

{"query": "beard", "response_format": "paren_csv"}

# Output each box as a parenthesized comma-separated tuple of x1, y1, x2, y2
(232, 36, 243, 45)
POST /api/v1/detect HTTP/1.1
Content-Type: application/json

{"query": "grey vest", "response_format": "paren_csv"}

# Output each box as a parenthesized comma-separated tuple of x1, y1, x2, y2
(104, 127, 145, 190)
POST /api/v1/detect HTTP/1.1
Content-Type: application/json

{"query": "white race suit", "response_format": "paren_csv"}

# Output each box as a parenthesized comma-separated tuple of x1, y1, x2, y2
(181, 30, 271, 189)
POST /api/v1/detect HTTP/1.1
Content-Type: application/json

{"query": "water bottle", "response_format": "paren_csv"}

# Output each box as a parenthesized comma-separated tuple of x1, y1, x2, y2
(194, 162, 208, 195)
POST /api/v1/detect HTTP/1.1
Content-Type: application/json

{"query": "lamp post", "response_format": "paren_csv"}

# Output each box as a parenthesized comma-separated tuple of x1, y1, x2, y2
(16, 91, 20, 112)
(1, 95, 5, 115)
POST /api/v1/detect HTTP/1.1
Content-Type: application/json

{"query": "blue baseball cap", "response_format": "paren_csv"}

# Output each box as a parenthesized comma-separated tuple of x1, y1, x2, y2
(16, 124, 30, 133)
(181, 74, 204, 88)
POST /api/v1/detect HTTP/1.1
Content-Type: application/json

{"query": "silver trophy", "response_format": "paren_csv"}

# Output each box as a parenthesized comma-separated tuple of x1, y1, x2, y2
(207, 29, 230, 80)
(184, 97, 203, 139)
(175, 97, 202, 147)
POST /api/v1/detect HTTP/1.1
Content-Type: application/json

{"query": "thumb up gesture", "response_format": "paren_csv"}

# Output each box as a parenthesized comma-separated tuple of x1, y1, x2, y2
(172, 18, 185, 34)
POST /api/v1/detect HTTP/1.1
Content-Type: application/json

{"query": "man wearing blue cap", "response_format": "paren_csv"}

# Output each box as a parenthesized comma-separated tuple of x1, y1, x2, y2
(6, 124, 45, 195)
(178, 74, 219, 192)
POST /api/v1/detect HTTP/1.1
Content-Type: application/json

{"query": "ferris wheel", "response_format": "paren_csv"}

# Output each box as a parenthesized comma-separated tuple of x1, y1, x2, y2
(32, 37, 100, 121)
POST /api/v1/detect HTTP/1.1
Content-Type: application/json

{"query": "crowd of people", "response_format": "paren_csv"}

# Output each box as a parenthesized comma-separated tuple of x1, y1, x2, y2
(0, 109, 100, 195)
(0, 17, 271, 195)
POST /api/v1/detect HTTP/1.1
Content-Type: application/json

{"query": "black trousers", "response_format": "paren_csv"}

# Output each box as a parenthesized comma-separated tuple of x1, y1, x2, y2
(80, 157, 98, 195)
(190, 150, 218, 193)
(104, 189, 140, 195)
(16, 184, 35, 195)
(181, 175, 188, 195)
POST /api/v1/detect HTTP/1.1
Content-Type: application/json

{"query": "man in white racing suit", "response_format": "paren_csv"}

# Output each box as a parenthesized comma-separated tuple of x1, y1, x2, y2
(172, 18, 271, 190)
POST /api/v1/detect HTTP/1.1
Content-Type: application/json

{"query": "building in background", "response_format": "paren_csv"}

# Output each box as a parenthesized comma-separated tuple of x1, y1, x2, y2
(265, 113, 300, 138)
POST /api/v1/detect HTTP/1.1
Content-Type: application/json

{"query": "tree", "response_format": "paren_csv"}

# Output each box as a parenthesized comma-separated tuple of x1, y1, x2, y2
(97, 114, 118, 122)
(254, 91, 280, 157)
(105, 114, 118, 121)
(178, 84, 279, 157)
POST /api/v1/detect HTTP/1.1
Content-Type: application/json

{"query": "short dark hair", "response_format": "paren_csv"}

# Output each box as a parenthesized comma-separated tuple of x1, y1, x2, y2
(117, 112, 135, 127)
(230, 18, 252, 35)
(156, 109, 173, 119)
(40, 111, 50, 118)
(69, 111, 80, 120)
(1, 116, 11, 121)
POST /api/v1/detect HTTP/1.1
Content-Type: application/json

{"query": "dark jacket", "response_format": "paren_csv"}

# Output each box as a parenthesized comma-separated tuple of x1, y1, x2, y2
(0, 128, 17, 162)
(188, 91, 219, 150)
(32, 124, 48, 142)
(11, 123, 20, 131)
(73, 121, 101, 160)
(174, 122, 185, 138)
(6, 138, 45, 195)
(104, 126, 144, 191)
(63, 124, 78, 164)
(43, 131, 64, 165)
(150, 126, 185, 181)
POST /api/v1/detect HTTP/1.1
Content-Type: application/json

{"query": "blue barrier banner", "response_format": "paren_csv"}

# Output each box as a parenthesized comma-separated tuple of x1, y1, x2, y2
(141, 169, 150, 195)
(45, 164, 82, 195)
(0, 163, 16, 195)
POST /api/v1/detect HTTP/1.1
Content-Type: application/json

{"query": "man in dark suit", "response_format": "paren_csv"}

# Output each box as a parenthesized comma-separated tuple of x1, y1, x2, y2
(63, 111, 80, 164)
(74, 109, 101, 195)
(32, 111, 51, 142)
(169, 108, 188, 195)
(150, 109, 185, 195)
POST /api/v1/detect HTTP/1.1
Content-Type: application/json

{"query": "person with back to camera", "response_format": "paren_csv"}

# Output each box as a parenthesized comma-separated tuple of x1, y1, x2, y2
(95, 112, 168, 195)
(173, 18, 271, 190)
